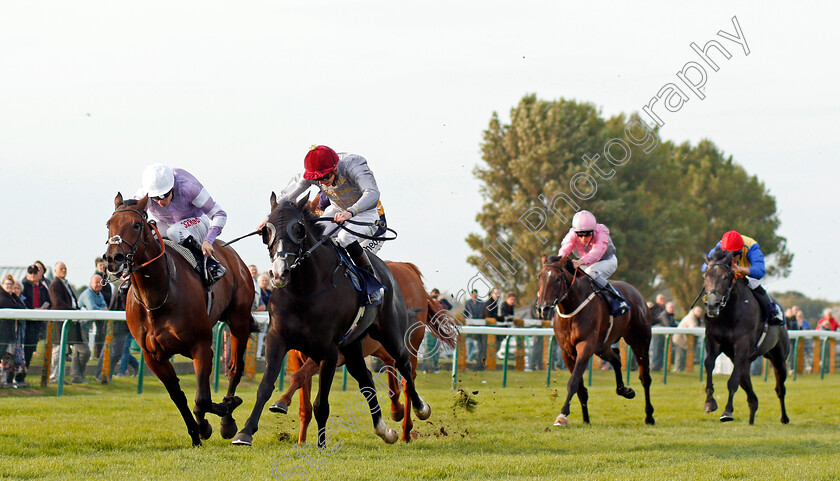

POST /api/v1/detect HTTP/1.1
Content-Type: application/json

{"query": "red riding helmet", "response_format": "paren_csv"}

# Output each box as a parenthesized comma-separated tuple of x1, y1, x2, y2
(720, 230, 744, 252)
(303, 145, 339, 180)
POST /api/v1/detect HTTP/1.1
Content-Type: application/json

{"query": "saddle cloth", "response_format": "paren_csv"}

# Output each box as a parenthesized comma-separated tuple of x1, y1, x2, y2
(164, 240, 197, 269)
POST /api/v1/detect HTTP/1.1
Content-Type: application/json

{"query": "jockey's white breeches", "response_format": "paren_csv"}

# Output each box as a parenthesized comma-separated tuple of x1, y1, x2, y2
(582, 255, 617, 282)
(157, 215, 211, 244)
(318, 205, 382, 253)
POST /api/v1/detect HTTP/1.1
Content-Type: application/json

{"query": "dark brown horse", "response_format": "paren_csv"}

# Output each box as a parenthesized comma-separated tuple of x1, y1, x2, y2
(270, 262, 456, 443)
(535, 255, 655, 426)
(232, 194, 433, 447)
(702, 249, 790, 424)
(103, 193, 256, 446)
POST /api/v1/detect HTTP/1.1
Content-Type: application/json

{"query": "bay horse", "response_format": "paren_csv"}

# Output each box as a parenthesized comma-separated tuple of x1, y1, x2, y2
(270, 262, 456, 443)
(535, 255, 655, 426)
(103, 193, 256, 446)
(702, 249, 790, 424)
(232, 194, 432, 447)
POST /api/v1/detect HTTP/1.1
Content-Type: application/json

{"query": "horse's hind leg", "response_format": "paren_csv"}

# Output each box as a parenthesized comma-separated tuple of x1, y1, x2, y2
(599, 346, 634, 399)
(341, 340, 397, 444)
(312, 349, 340, 449)
(373, 347, 405, 422)
(370, 325, 431, 422)
(232, 331, 288, 446)
(738, 367, 759, 425)
(143, 353, 203, 446)
(629, 337, 655, 425)
(768, 345, 790, 424)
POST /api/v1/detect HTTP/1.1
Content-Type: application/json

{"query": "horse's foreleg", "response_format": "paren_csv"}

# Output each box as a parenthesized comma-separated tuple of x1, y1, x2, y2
(232, 331, 288, 446)
(341, 341, 397, 444)
(704, 341, 720, 414)
(372, 347, 404, 422)
(220, 321, 250, 439)
(144, 352, 202, 446)
(313, 350, 339, 449)
(738, 368, 758, 425)
(722, 348, 749, 422)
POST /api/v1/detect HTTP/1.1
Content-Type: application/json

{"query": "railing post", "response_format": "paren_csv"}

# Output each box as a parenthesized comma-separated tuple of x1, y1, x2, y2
(502, 336, 511, 388)
(699, 337, 706, 383)
(587, 356, 593, 387)
(626, 346, 632, 386)
(662, 335, 671, 385)
(792, 337, 801, 381)
(685, 334, 695, 373)
(812, 335, 821, 374)
(137, 352, 145, 394)
(542, 320, 551, 370)
(450, 336, 459, 390)
(42, 322, 55, 387)
(485, 319, 497, 370)
(56, 320, 71, 397)
(546, 340, 554, 388)
(213, 323, 223, 393)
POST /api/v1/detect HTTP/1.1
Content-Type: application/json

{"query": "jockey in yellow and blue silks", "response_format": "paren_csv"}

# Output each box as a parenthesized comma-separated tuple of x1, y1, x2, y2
(704, 230, 783, 324)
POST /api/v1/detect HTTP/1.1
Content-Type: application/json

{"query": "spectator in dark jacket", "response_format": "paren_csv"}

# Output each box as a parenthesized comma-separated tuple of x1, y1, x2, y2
(18, 264, 51, 386)
(0, 275, 27, 386)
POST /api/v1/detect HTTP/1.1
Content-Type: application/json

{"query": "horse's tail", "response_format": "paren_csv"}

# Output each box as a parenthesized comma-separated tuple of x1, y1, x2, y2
(249, 314, 259, 333)
(422, 294, 460, 350)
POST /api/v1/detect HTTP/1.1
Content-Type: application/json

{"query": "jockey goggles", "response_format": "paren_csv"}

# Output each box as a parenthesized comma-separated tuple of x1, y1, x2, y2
(576, 230, 594, 238)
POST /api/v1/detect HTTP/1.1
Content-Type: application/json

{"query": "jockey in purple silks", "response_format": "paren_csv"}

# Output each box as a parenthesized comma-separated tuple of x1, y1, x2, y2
(139, 163, 227, 285)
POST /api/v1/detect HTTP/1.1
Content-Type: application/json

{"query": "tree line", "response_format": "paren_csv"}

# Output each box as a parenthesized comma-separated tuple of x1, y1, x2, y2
(467, 94, 791, 310)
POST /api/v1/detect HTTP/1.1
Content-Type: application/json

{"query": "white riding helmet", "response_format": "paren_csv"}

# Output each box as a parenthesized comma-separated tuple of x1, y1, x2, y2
(142, 163, 175, 198)
(571, 210, 597, 232)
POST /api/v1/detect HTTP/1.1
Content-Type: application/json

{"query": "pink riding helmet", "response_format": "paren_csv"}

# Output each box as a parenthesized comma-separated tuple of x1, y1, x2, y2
(571, 210, 597, 232)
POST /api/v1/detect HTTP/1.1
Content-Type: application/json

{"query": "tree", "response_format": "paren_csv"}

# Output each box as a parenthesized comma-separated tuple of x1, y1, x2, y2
(468, 94, 791, 310)
(467, 95, 668, 300)
(656, 140, 792, 310)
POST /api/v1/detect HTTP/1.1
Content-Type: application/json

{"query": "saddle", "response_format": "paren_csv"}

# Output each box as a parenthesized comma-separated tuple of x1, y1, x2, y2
(333, 243, 387, 347)
(165, 240, 215, 315)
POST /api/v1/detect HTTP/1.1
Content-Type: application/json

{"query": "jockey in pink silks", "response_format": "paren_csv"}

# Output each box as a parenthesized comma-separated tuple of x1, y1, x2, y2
(557, 210, 630, 316)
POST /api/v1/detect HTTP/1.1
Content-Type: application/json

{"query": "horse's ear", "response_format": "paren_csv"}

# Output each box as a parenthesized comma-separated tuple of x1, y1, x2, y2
(295, 193, 311, 211)
(270, 192, 277, 209)
(703, 254, 710, 265)
(137, 195, 149, 210)
(114, 192, 124, 208)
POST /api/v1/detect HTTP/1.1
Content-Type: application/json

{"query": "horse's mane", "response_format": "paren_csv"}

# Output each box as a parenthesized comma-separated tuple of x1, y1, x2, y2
(709, 248, 734, 265)
(547, 255, 575, 272)
(274, 200, 326, 238)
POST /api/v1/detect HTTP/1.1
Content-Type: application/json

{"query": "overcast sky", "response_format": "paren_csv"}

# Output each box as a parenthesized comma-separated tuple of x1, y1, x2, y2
(1, 1, 837, 305)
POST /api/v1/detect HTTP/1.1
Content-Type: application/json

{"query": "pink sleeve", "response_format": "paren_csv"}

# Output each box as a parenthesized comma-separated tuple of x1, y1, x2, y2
(579, 224, 610, 264)
(558, 230, 577, 258)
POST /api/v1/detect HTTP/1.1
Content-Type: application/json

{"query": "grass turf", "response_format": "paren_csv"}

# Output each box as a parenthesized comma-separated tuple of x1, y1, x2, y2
(0, 366, 838, 480)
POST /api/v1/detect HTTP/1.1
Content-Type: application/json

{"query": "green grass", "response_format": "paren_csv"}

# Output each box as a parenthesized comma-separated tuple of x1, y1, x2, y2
(1, 367, 839, 480)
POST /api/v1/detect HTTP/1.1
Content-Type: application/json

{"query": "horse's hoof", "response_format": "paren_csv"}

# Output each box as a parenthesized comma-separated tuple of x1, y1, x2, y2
(231, 432, 253, 446)
(192, 438, 202, 447)
(390, 407, 405, 422)
(617, 387, 635, 399)
(199, 420, 213, 440)
(414, 402, 431, 421)
(226, 395, 243, 410)
(720, 412, 734, 422)
(645, 417, 655, 425)
(781, 415, 790, 425)
(705, 400, 718, 413)
(220, 417, 238, 440)
(554, 414, 568, 427)
(374, 420, 398, 444)
(269, 400, 288, 414)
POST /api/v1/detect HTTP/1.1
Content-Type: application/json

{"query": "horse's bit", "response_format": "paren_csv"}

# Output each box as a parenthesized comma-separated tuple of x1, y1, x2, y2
(705, 262, 736, 309)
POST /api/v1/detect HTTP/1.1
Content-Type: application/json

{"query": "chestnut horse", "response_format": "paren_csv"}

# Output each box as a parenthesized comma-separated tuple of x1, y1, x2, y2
(233, 195, 433, 447)
(535, 256, 655, 426)
(103, 194, 256, 446)
(702, 249, 790, 424)
(270, 262, 456, 443)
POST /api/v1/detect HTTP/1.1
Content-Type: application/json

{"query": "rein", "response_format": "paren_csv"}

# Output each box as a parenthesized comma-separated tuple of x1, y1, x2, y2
(316, 216, 398, 242)
(705, 261, 737, 311)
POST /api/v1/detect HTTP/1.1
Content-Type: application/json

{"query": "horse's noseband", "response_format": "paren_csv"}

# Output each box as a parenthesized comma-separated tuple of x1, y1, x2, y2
(705, 262, 736, 310)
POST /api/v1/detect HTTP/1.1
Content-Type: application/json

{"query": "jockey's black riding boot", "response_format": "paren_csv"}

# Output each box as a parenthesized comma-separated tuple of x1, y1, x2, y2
(182, 236, 226, 285)
(751, 284, 781, 324)
(346, 241, 383, 304)
(593, 276, 630, 317)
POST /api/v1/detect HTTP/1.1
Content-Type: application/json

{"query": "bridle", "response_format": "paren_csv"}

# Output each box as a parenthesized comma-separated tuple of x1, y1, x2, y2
(264, 212, 340, 271)
(704, 261, 737, 312)
(106, 206, 170, 311)
(106, 207, 166, 276)
(540, 264, 580, 315)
